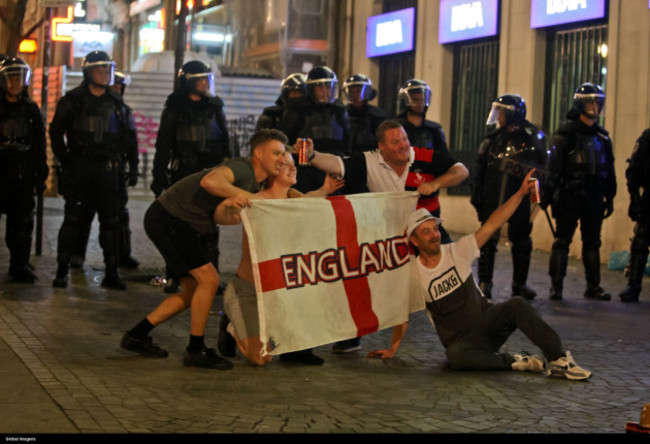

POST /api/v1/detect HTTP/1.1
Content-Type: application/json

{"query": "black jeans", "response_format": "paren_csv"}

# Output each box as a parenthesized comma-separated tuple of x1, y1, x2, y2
(444, 297, 564, 370)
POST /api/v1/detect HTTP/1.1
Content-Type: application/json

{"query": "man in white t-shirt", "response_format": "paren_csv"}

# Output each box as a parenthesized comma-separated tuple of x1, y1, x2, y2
(369, 170, 592, 380)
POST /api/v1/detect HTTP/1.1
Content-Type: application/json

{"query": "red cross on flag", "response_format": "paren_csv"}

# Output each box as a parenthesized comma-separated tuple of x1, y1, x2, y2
(241, 191, 425, 356)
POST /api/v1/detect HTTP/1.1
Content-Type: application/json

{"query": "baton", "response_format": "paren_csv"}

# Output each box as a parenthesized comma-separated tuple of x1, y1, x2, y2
(543, 207, 556, 237)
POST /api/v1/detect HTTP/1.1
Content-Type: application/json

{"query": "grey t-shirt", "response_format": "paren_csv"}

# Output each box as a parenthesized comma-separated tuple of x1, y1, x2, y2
(158, 157, 263, 234)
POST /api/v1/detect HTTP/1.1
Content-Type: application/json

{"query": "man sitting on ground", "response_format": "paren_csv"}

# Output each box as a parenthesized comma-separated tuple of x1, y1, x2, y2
(369, 170, 592, 381)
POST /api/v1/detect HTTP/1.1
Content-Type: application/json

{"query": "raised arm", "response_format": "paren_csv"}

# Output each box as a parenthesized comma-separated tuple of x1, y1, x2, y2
(474, 169, 535, 249)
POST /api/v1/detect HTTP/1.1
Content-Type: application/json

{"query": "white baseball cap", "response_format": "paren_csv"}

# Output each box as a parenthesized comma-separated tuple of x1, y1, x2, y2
(406, 208, 442, 239)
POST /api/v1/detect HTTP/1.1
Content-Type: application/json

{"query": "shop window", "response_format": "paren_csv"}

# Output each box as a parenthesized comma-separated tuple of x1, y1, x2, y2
(448, 39, 499, 196)
(544, 24, 608, 134)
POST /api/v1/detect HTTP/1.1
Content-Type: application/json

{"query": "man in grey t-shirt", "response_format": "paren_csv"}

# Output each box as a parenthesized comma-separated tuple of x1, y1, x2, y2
(120, 129, 288, 370)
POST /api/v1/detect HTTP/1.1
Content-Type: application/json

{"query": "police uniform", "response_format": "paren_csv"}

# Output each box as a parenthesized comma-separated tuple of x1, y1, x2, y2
(151, 92, 229, 192)
(471, 121, 547, 299)
(347, 102, 386, 154)
(50, 83, 131, 289)
(620, 128, 650, 302)
(544, 117, 616, 300)
(0, 75, 48, 283)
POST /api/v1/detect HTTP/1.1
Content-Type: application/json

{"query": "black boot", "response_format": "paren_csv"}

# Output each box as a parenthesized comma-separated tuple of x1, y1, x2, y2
(511, 240, 536, 299)
(9, 265, 37, 284)
(102, 268, 127, 291)
(549, 246, 567, 300)
(478, 239, 497, 299)
(583, 250, 610, 301)
(549, 280, 563, 300)
(53, 261, 69, 288)
(619, 247, 647, 302)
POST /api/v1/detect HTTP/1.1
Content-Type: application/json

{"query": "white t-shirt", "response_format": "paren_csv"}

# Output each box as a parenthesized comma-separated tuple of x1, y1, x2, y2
(416, 234, 490, 347)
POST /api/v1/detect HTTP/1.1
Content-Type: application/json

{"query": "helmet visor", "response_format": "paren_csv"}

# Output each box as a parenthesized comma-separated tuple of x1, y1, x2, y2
(486, 102, 514, 126)
(186, 72, 216, 97)
(307, 80, 338, 104)
(401, 86, 431, 111)
(344, 83, 373, 104)
(0, 66, 31, 91)
(86, 61, 116, 86)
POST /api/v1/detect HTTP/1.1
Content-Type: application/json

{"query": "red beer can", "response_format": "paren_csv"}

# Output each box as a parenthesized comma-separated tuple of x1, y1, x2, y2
(529, 178, 541, 204)
(298, 138, 309, 165)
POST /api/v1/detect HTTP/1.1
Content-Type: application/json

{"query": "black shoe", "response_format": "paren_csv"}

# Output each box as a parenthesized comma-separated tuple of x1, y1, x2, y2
(512, 283, 537, 300)
(52, 275, 68, 288)
(549, 284, 563, 300)
(119, 256, 139, 270)
(102, 273, 127, 291)
(280, 349, 324, 365)
(10, 266, 37, 284)
(584, 286, 611, 301)
(332, 338, 361, 354)
(184, 347, 233, 370)
(619, 285, 640, 303)
(120, 332, 168, 358)
(217, 315, 236, 358)
(479, 281, 493, 299)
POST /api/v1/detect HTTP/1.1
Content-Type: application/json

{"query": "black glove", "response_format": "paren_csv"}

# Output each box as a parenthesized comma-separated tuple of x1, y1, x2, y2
(628, 193, 641, 221)
(603, 198, 614, 219)
(127, 171, 138, 187)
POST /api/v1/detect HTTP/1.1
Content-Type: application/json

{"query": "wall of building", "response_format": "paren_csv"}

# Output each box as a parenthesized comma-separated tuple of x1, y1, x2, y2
(346, 0, 650, 262)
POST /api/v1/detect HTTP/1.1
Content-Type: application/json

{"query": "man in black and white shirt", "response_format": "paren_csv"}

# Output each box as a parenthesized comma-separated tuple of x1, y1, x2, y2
(369, 170, 593, 381)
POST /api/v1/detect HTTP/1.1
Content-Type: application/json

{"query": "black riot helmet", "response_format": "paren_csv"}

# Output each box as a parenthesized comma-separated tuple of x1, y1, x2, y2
(397, 79, 431, 116)
(112, 71, 131, 96)
(573, 82, 606, 118)
(82, 50, 115, 87)
(343, 73, 377, 104)
(280, 73, 307, 102)
(0, 57, 32, 98)
(306, 66, 338, 104)
(486, 94, 526, 128)
(178, 60, 215, 97)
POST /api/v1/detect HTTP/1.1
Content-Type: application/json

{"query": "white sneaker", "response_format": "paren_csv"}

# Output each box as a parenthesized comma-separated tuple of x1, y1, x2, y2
(512, 353, 545, 372)
(547, 351, 592, 380)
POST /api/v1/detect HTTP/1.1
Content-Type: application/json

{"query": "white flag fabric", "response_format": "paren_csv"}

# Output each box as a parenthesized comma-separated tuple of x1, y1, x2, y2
(241, 191, 425, 356)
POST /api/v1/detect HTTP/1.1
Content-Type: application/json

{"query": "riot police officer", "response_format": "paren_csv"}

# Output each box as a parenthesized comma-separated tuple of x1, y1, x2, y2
(151, 60, 229, 194)
(619, 128, 650, 302)
(150, 60, 229, 293)
(394, 79, 460, 244)
(50, 50, 131, 290)
(542, 83, 616, 301)
(342, 74, 386, 153)
(279, 66, 350, 193)
(471, 94, 548, 299)
(256, 72, 307, 131)
(69, 72, 139, 270)
(0, 57, 48, 283)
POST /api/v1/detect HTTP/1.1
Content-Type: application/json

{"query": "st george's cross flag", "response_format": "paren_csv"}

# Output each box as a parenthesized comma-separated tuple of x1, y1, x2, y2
(240, 191, 425, 356)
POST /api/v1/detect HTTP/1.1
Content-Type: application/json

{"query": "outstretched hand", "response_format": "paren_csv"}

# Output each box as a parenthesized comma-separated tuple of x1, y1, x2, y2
(519, 168, 537, 197)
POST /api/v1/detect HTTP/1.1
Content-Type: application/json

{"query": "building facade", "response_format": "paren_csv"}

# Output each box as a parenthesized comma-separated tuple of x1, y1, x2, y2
(341, 0, 650, 261)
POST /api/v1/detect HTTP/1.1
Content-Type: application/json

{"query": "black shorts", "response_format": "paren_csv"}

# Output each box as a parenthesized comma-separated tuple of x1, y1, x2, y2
(144, 201, 211, 279)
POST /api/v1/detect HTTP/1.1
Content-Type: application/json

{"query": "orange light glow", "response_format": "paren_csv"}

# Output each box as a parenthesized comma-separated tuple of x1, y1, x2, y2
(19, 39, 38, 53)
(52, 6, 74, 42)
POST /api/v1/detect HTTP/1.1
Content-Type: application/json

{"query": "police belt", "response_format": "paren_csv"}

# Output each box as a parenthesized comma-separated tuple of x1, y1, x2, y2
(499, 158, 549, 182)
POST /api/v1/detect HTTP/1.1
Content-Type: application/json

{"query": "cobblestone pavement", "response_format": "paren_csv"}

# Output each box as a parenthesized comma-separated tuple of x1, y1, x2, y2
(0, 192, 648, 435)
